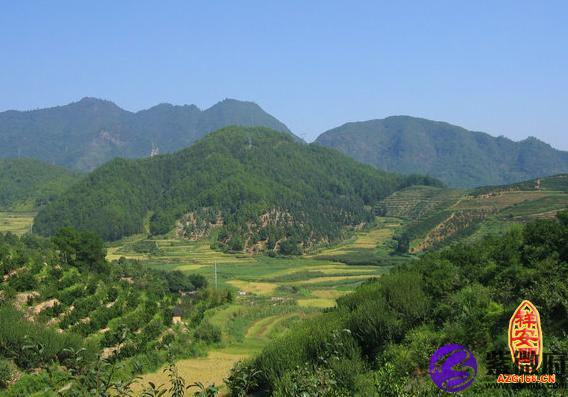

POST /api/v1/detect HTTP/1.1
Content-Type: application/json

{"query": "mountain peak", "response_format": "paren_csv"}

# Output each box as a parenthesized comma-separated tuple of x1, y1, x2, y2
(210, 98, 261, 110)
(144, 103, 201, 113)
(521, 136, 547, 145)
(77, 96, 116, 105)
(72, 97, 123, 112)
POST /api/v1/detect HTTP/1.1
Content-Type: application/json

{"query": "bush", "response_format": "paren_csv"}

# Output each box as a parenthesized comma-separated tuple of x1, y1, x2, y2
(8, 270, 37, 292)
(228, 236, 244, 252)
(194, 321, 222, 344)
(225, 360, 261, 397)
(0, 358, 13, 388)
(0, 304, 88, 370)
(278, 239, 303, 256)
(273, 364, 349, 397)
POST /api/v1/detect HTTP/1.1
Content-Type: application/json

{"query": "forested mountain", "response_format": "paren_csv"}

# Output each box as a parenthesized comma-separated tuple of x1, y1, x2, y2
(315, 116, 568, 188)
(33, 127, 441, 251)
(0, 97, 297, 170)
(0, 159, 81, 210)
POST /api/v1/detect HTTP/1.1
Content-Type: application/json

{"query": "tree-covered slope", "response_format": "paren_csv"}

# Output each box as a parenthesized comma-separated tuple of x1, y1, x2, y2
(0, 159, 81, 210)
(0, 97, 297, 171)
(315, 116, 568, 188)
(0, 228, 224, 395)
(33, 127, 441, 250)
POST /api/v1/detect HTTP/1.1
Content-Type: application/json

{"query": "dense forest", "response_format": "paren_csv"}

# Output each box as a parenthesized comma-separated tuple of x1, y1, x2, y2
(0, 229, 231, 395)
(227, 211, 568, 396)
(34, 127, 442, 253)
(315, 116, 568, 188)
(0, 159, 80, 210)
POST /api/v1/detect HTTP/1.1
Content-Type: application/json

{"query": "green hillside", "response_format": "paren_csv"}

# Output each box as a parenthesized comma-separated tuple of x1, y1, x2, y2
(378, 174, 568, 252)
(0, 159, 80, 210)
(315, 116, 568, 188)
(33, 127, 441, 250)
(233, 212, 568, 396)
(0, 98, 298, 171)
(0, 228, 229, 396)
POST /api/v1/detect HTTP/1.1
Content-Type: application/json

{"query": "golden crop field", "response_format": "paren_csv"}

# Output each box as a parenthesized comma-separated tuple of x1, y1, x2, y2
(0, 212, 35, 235)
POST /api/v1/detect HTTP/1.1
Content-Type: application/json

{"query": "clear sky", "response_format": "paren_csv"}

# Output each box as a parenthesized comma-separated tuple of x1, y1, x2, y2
(1, 1, 566, 149)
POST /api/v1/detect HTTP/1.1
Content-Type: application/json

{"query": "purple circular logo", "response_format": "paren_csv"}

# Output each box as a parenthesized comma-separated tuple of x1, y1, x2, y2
(429, 344, 477, 393)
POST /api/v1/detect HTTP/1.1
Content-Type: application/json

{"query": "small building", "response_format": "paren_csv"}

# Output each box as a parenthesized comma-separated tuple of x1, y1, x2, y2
(172, 306, 184, 324)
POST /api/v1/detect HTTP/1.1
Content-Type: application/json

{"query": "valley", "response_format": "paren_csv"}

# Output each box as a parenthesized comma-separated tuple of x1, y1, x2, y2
(2, 5, 567, 394)
(106, 219, 401, 393)
(102, 174, 567, 392)
(0, 129, 565, 396)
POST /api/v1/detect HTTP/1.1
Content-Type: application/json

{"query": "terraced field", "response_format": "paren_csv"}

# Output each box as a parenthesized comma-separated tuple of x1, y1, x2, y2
(0, 211, 35, 235)
(115, 219, 400, 393)
(378, 175, 568, 251)
(377, 185, 463, 219)
(311, 217, 408, 265)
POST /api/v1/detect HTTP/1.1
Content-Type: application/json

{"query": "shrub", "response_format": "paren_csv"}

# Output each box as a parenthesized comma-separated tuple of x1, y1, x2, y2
(0, 304, 87, 370)
(8, 270, 36, 292)
(0, 358, 13, 388)
(225, 360, 261, 397)
(194, 321, 222, 344)
(278, 239, 302, 256)
(273, 364, 349, 397)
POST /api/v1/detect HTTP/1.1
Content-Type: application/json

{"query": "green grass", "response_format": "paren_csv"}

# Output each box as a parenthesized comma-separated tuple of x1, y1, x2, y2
(311, 216, 408, 265)
(497, 193, 567, 218)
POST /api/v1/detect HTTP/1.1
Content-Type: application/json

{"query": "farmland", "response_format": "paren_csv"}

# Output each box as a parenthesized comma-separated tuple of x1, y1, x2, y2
(105, 175, 568, 393)
(0, 212, 34, 235)
(379, 175, 568, 252)
(112, 218, 401, 393)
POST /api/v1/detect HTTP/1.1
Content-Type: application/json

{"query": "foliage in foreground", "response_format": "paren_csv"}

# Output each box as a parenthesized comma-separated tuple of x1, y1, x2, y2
(0, 228, 230, 395)
(228, 211, 568, 396)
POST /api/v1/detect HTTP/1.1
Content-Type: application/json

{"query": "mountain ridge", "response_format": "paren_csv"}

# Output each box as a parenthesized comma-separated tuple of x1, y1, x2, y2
(0, 98, 298, 171)
(315, 115, 568, 187)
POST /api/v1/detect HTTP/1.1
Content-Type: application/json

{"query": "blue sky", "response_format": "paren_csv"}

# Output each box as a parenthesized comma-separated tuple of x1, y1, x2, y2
(1, 1, 566, 148)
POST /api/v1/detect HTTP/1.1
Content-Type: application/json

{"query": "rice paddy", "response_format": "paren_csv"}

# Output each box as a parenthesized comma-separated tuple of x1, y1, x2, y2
(226, 280, 278, 295)
(0, 211, 35, 235)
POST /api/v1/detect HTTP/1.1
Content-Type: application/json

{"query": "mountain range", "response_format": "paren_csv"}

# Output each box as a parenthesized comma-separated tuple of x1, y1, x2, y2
(1, 99, 567, 187)
(0, 97, 296, 170)
(315, 116, 568, 187)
